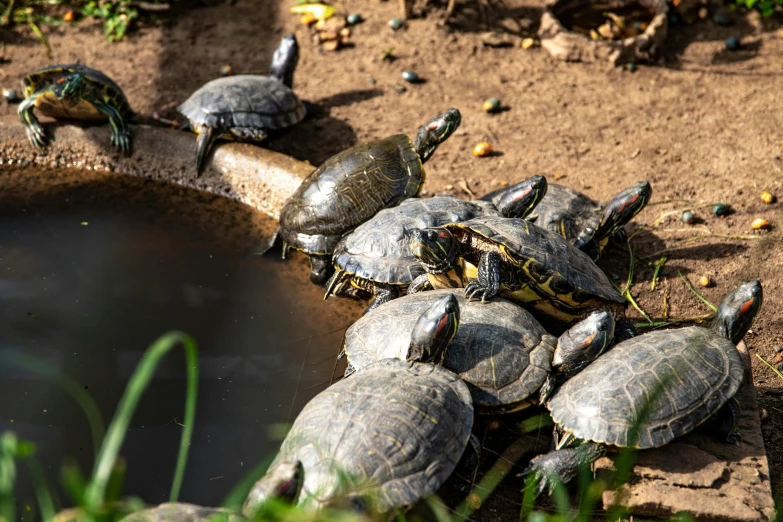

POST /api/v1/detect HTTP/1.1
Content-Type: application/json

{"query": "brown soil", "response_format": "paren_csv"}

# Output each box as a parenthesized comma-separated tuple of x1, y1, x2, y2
(2, 0, 783, 517)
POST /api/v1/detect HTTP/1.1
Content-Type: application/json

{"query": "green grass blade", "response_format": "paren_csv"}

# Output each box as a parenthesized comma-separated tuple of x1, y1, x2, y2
(84, 331, 198, 510)
(25, 13, 52, 60)
(678, 272, 717, 312)
(650, 256, 667, 291)
(0, 433, 19, 522)
(25, 458, 56, 522)
(0, 350, 105, 460)
(220, 454, 275, 510)
(756, 353, 783, 381)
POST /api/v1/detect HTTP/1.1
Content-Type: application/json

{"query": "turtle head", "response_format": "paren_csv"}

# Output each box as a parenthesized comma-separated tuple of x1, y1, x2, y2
(54, 73, 87, 101)
(540, 312, 615, 404)
(712, 280, 763, 344)
(493, 175, 548, 219)
(269, 34, 299, 89)
(408, 227, 459, 273)
(407, 294, 460, 364)
(242, 461, 303, 516)
(587, 181, 652, 247)
(413, 108, 461, 163)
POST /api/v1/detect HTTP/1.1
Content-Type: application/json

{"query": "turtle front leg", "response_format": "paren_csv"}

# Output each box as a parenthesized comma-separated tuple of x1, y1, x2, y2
(408, 274, 433, 294)
(465, 251, 501, 302)
(94, 100, 132, 156)
(520, 443, 606, 497)
(17, 93, 48, 149)
(363, 284, 400, 315)
(709, 396, 742, 444)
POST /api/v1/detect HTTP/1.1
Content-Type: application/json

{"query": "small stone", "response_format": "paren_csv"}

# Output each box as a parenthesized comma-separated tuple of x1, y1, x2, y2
(725, 36, 740, 50)
(699, 275, 712, 288)
(392, 84, 407, 94)
(466, 493, 482, 510)
(346, 13, 362, 26)
(2, 88, 20, 103)
(760, 407, 768, 421)
(630, 148, 641, 159)
(681, 210, 695, 224)
(445, 184, 454, 190)
(481, 31, 513, 47)
(626, 62, 637, 72)
(774, 345, 783, 353)
(388, 18, 404, 30)
(761, 190, 775, 204)
(368, 77, 376, 84)
(521, 37, 535, 49)
(698, 7, 708, 19)
(473, 142, 493, 157)
(713, 12, 731, 25)
(401, 70, 420, 83)
(219, 65, 233, 77)
(483, 98, 501, 113)
(712, 203, 729, 216)
(751, 218, 770, 230)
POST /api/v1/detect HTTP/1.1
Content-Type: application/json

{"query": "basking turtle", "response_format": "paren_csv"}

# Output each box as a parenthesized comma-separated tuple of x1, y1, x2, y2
(177, 34, 307, 175)
(341, 289, 571, 414)
(516, 182, 652, 260)
(524, 280, 763, 496)
(243, 295, 472, 516)
(278, 108, 461, 284)
(324, 175, 547, 312)
(18, 64, 133, 155)
(120, 503, 242, 522)
(407, 215, 635, 338)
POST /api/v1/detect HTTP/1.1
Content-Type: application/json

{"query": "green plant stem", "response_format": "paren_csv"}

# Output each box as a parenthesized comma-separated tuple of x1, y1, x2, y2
(26, 458, 56, 522)
(26, 12, 52, 59)
(756, 353, 783, 381)
(678, 271, 717, 312)
(84, 331, 198, 510)
(650, 256, 667, 291)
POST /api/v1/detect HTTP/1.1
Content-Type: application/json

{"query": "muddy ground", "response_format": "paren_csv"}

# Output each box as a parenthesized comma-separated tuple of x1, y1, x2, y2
(1, 0, 782, 517)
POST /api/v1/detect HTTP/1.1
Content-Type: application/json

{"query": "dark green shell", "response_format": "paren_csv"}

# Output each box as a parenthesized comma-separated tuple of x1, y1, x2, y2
(280, 134, 423, 255)
(120, 503, 242, 522)
(343, 289, 556, 413)
(23, 64, 132, 116)
(177, 75, 305, 132)
(267, 358, 472, 510)
(547, 326, 743, 448)
(446, 216, 625, 305)
(530, 184, 602, 245)
(333, 195, 499, 286)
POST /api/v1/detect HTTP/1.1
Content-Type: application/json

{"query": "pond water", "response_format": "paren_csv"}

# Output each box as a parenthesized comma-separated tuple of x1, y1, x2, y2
(0, 166, 363, 511)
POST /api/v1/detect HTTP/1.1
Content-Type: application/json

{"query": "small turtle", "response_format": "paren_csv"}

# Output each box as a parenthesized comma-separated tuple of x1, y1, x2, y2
(407, 215, 635, 339)
(18, 64, 133, 155)
(277, 108, 461, 285)
(120, 503, 242, 522)
(243, 295, 472, 516)
(524, 280, 762, 496)
(324, 175, 547, 312)
(177, 34, 307, 175)
(485, 182, 651, 260)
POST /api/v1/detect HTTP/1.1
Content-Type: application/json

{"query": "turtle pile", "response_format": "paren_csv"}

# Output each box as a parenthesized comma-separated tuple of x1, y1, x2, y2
(9, 32, 765, 522)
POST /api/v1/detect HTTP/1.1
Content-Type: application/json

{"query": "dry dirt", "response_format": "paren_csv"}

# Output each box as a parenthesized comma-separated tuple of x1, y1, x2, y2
(1, 0, 783, 517)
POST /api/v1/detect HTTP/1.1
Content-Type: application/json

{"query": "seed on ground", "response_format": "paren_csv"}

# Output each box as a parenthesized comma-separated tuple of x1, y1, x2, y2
(473, 142, 493, 157)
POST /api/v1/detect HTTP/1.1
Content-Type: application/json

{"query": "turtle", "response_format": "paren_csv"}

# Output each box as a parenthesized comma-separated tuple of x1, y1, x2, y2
(485, 182, 652, 260)
(242, 294, 473, 516)
(120, 503, 243, 522)
(406, 215, 636, 339)
(523, 280, 763, 496)
(177, 34, 307, 175)
(341, 288, 566, 414)
(17, 64, 133, 155)
(277, 108, 461, 285)
(324, 175, 547, 312)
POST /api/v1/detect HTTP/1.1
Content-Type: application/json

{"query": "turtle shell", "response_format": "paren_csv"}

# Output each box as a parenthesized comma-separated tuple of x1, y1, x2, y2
(280, 134, 423, 255)
(22, 64, 132, 117)
(444, 216, 625, 312)
(177, 75, 306, 132)
(530, 184, 602, 245)
(268, 358, 473, 510)
(333, 195, 500, 285)
(343, 289, 556, 413)
(547, 326, 743, 449)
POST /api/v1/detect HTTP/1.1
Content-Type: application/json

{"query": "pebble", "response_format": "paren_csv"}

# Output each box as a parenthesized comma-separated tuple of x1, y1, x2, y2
(760, 407, 768, 421)
(388, 18, 404, 30)
(681, 210, 695, 224)
(473, 142, 493, 157)
(219, 65, 233, 77)
(699, 275, 712, 288)
(761, 190, 775, 204)
(402, 70, 421, 83)
(368, 77, 376, 84)
(2, 88, 20, 103)
(483, 98, 501, 113)
(626, 62, 637, 72)
(713, 12, 731, 25)
(521, 37, 535, 49)
(712, 203, 729, 216)
(725, 36, 740, 50)
(466, 493, 482, 510)
(346, 13, 362, 26)
(751, 218, 770, 230)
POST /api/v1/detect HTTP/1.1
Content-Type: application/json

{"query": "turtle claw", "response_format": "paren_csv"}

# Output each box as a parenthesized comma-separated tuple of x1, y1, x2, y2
(111, 130, 132, 156)
(26, 124, 48, 149)
(464, 280, 493, 302)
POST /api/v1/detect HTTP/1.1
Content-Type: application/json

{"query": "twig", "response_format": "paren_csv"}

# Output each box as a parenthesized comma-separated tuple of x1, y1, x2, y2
(755, 353, 783, 381)
(678, 271, 717, 312)
(662, 278, 670, 319)
(131, 1, 170, 11)
(26, 13, 51, 60)
(635, 313, 714, 329)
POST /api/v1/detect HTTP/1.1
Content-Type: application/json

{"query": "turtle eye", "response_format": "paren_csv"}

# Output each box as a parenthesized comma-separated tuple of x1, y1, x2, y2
(427, 230, 438, 242)
(597, 321, 607, 332)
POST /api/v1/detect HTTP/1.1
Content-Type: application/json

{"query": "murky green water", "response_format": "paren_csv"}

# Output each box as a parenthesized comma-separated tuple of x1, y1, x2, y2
(0, 166, 362, 509)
